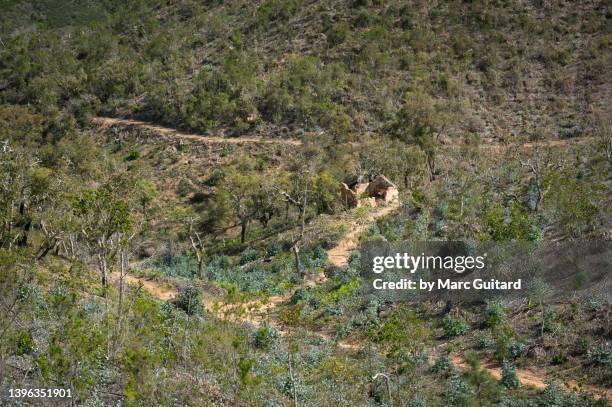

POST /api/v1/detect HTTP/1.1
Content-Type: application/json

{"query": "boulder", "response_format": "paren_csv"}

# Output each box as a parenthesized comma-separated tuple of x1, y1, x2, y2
(340, 183, 359, 208)
(354, 182, 369, 197)
(138, 244, 156, 258)
(366, 175, 399, 204)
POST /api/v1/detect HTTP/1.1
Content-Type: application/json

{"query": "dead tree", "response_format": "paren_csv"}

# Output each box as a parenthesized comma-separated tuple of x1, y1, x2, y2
(520, 147, 561, 212)
(188, 217, 207, 279)
(273, 175, 310, 278)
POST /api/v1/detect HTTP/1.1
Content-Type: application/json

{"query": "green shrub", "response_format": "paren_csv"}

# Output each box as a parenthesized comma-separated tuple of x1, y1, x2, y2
(543, 308, 562, 334)
(507, 339, 526, 359)
(176, 179, 192, 197)
(475, 332, 495, 349)
(590, 344, 612, 366)
(484, 301, 506, 328)
(351, 0, 371, 7)
(354, 9, 375, 27)
(558, 121, 583, 139)
(125, 150, 140, 161)
(583, 298, 603, 312)
(253, 326, 278, 350)
(190, 191, 208, 204)
(204, 169, 225, 187)
(266, 241, 282, 257)
(173, 285, 204, 315)
(551, 352, 567, 365)
(444, 375, 473, 405)
(15, 330, 36, 355)
(537, 384, 589, 407)
(442, 314, 469, 337)
(153, 254, 198, 278)
(431, 354, 453, 374)
(326, 22, 351, 47)
(240, 250, 259, 265)
(500, 361, 520, 388)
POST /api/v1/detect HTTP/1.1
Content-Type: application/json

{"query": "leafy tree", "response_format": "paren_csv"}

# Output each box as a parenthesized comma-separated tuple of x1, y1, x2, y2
(389, 88, 455, 181)
(73, 176, 134, 287)
(221, 167, 260, 244)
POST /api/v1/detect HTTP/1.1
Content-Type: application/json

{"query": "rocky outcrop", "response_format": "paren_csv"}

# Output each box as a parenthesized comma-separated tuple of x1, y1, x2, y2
(340, 183, 359, 208)
(365, 175, 399, 204)
(341, 176, 399, 208)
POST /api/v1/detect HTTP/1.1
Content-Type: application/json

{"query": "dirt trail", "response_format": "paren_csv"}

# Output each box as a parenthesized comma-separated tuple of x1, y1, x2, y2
(110, 199, 399, 350)
(108, 194, 608, 400)
(327, 200, 400, 268)
(451, 354, 611, 400)
(478, 137, 595, 153)
(109, 273, 176, 301)
(92, 116, 302, 146)
(451, 354, 547, 389)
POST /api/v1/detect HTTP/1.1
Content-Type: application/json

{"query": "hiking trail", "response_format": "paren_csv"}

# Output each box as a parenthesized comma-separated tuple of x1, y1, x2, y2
(92, 116, 302, 146)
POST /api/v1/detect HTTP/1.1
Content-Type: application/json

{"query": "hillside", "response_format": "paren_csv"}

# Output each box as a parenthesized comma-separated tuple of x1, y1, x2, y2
(1, 0, 610, 140)
(0, 1, 611, 406)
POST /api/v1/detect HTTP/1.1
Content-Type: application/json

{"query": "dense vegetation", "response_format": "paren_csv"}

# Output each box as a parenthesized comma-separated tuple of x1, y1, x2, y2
(0, 0, 610, 406)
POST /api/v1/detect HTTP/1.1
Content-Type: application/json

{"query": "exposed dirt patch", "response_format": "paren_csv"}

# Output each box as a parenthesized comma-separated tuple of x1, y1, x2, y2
(109, 272, 177, 301)
(450, 354, 612, 400)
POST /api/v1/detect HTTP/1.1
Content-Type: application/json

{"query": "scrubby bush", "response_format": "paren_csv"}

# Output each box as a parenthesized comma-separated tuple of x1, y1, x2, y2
(537, 384, 590, 407)
(204, 169, 225, 187)
(494, 333, 525, 361)
(475, 332, 495, 349)
(361, 295, 383, 320)
(173, 285, 204, 315)
(431, 354, 453, 374)
(442, 314, 469, 337)
(484, 301, 506, 328)
(304, 246, 327, 269)
(500, 361, 520, 388)
(507, 339, 526, 359)
(590, 344, 611, 366)
(240, 249, 259, 265)
(253, 326, 279, 350)
(444, 375, 473, 405)
(542, 308, 562, 334)
(176, 179, 192, 197)
(583, 298, 603, 312)
(154, 254, 198, 278)
(15, 330, 36, 355)
(551, 352, 567, 365)
(124, 150, 140, 161)
(266, 241, 282, 257)
(558, 121, 583, 139)
(326, 22, 351, 47)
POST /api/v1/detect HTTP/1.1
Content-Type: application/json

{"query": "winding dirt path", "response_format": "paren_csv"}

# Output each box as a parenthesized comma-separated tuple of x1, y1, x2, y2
(327, 200, 399, 268)
(92, 116, 302, 146)
(451, 354, 611, 400)
(110, 199, 399, 348)
(108, 195, 609, 400)
(478, 136, 595, 153)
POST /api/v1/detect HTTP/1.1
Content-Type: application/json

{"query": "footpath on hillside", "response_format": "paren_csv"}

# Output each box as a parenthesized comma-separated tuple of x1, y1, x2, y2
(99, 119, 605, 398)
(109, 196, 610, 400)
(93, 117, 302, 145)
